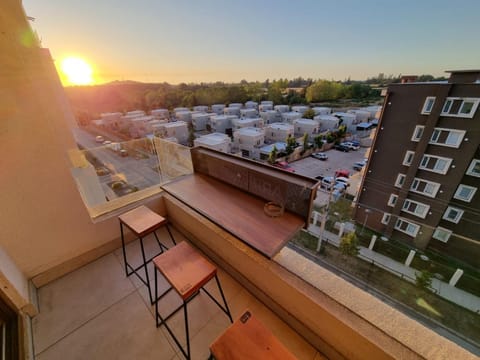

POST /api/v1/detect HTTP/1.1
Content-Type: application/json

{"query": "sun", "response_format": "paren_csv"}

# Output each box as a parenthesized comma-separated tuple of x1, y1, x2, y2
(60, 57, 93, 85)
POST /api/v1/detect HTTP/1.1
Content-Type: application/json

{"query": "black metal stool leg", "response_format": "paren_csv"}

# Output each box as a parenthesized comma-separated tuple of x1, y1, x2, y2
(138, 236, 154, 304)
(119, 222, 129, 277)
(153, 231, 169, 252)
(184, 301, 191, 360)
(215, 274, 233, 323)
(165, 224, 176, 245)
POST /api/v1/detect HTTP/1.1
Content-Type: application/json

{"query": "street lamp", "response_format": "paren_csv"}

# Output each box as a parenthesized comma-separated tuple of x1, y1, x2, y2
(361, 209, 371, 235)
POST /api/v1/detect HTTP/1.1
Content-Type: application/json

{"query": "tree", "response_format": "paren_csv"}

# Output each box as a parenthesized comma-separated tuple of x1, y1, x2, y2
(285, 135, 296, 155)
(415, 270, 433, 290)
(187, 123, 195, 147)
(306, 80, 344, 102)
(339, 232, 359, 257)
(313, 135, 324, 149)
(303, 108, 315, 119)
(268, 145, 278, 164)
(301, 133, 309, 154)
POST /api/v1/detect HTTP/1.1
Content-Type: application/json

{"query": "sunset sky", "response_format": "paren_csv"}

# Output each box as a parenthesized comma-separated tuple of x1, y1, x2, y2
(23, 0, 480, 85)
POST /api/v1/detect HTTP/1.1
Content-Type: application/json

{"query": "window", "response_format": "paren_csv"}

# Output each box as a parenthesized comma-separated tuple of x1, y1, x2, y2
(410, 178, 440, 198)
(419, 154, 452, 174)
(381, 213, 391, 225)
(441, 97, 479, 118)
(429, 128, 465, 148)
(395, 173, 406, 188)
(388, 194, 398, 207)
(454, 184, 477, 202)
(402, 199, 429, 218)
(403, 151, 415, 166)
(466, 159, 480, 177)
(421, 97, 435, 115)
(395, 218, 420, 237)
(433, 227, 452, 242)
(411, 125, 424, 141)
(443, 206, 464, 223)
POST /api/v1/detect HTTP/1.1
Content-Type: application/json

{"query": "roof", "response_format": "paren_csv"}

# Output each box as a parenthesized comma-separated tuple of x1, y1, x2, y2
(445, 69, 480, 73)
(260, 142, 287, 153)
(236, 127, 264, 136)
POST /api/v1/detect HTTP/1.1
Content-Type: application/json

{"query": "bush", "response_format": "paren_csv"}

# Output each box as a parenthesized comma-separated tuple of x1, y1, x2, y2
(339, 232, 359, 257)
(415, 270, 433, 290)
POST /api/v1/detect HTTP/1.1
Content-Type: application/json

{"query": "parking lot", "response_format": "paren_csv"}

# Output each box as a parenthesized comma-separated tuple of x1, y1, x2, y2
(289, 147, 369, 207)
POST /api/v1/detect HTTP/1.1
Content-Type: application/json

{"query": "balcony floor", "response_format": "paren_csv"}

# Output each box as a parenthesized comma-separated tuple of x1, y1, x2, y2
(32, 227, 326, 360)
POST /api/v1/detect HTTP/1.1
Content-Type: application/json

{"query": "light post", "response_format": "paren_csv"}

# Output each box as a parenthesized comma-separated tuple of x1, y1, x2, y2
(361, 209, 371, 235)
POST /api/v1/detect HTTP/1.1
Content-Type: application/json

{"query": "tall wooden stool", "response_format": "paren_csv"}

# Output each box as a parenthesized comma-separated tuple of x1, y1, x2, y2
(209, 310, 297, 360)
(119, 205, 176, 304)
(153, 242, 233, 360)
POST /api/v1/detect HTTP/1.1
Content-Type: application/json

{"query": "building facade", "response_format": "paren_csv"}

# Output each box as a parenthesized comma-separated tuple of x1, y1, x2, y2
(356, 70, 480, 267)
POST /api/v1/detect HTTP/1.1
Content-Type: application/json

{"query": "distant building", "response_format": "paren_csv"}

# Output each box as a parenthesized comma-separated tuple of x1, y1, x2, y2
(259, 103, 273, 111)
(260, 110, 281, 124)
(355, 70, 480, 267)
(245, 101, 258, 109)
(155, 120, 189, 144)
(224, 106, 241, 117)
(175, 110, 192, 124)
(232, 117, 264, 131)
(210, 115, 236, 135)
(265, 122, 294, 143)
(211, 104, 225, 115)
(314, 115, 340, 132)
(193, 105, 209, 112)
(281, 111, 302, 124)
(291, 106, 309, 115)
(194, 133, 231, 153)
(151, 108, 170, 120)
(191, 113, 210, 131)
(332, 112, 357, 132)
(311, 107, 331, 116)
(233, 127, 265, 159)
(259, 142, 287, 161)
(274, 105, 290, 113)
(293, 118, 320, 139)
(240, 108, 258, 118)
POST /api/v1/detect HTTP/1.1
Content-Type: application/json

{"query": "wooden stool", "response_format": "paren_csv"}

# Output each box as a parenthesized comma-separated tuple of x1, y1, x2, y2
(153, 242, 233, 360)
(209, 310, 297, 360)
(119, 205, 176, 304)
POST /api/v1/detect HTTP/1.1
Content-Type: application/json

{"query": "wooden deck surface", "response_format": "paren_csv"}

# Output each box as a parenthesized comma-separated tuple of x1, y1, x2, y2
(161, 174, 304, 258)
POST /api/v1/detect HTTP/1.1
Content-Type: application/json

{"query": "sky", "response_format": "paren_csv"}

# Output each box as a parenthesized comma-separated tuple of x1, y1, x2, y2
(23, 0, 480, 85)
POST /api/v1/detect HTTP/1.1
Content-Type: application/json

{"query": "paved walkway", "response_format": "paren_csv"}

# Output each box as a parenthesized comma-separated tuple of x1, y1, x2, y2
(308, 223, 480, 314)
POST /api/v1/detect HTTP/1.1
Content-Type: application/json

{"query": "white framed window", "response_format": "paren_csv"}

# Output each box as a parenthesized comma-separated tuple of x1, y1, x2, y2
(411, 125, 425, 142)
(402, 198, 430, 219)
(441, 97, 479, 118)
(410, 177, 440, 198)
(395, 218, 420, 237)
(443, 206, 464, 223)
(466, 159, 480, 177)
(403, 151, 415, 166)
(388, 194, 398, 207)
(454, 184, 477, 202)
(419, 154, 452, 174)
(395, 173, 406, 188)
(381, 213, 391, 225)
(433, 227, 452, 243)
(429, 128, 466, 148)
(421, 97, 435, 115)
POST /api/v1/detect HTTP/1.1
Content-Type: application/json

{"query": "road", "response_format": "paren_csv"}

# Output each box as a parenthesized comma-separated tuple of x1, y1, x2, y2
(72, 128, 162, 196)
(289, 147, 369, 207)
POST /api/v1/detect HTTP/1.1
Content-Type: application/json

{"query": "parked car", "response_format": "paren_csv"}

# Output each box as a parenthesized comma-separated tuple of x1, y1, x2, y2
(335, 177, 350, 187)
(321, 176, 335, 190)
(353, 161, 366, 171)
(311, 152, 328, 161)
(95, 135, 105, 143)
(341, 142, 360, 151)
(119, 149, 128, 157)
(334, 144, 350, 152)
(335, 169, 350, 178)
(273, 161, 295, 173)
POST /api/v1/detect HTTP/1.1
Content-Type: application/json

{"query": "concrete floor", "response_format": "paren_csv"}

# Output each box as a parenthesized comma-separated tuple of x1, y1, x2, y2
(32, 227, 326, 360)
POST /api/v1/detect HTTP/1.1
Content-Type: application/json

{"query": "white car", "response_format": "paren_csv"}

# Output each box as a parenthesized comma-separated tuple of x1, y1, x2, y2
(335, 177, 350, 187)
(95, 135, 104, 143)
(342, 142, 360, 151)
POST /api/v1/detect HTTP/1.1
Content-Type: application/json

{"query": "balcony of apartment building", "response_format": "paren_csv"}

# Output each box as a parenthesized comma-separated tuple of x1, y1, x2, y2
(1, 2, 477, 359)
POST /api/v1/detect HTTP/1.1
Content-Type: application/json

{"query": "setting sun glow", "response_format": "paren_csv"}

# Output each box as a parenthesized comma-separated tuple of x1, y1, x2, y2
(60, 57, 93, 85)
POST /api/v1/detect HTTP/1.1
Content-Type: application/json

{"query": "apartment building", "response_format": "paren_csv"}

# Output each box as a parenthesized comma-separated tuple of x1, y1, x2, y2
(356, 70, 480, 267)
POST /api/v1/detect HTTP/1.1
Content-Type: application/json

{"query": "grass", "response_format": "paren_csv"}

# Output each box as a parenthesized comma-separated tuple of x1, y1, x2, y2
(291, 231, 480, 346)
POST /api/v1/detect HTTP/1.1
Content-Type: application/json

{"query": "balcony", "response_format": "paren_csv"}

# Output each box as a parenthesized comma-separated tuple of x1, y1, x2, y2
(32, 227, 322, 359)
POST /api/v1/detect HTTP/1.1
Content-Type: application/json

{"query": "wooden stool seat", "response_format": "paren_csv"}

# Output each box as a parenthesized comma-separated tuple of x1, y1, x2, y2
(119, 205, 168, 237)
(153, 241, 216, 300)
(153, 242, 233, 360)
(118, 205, 175, 305)
(210, 310, 297, 360)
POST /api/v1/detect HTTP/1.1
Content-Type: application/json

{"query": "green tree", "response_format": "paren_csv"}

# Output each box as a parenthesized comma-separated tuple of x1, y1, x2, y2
(313, 135, 324, 149)
(303, 108, 315, 119)
(339, 232, 359, 257)
(306, 80, 344, 102)
(415, 270, 433, 290)
(268, 145, 278, 164)
(285, 135, 296, 155)
(300, 133, 309, 155)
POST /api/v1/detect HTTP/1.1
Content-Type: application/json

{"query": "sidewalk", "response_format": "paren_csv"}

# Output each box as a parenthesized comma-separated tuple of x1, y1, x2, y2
(308, 224, 480, 314)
